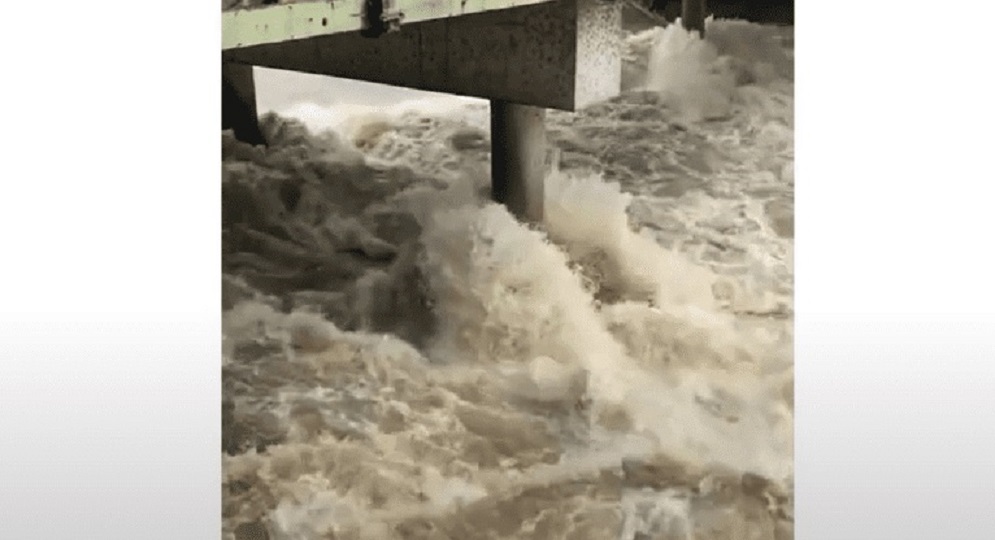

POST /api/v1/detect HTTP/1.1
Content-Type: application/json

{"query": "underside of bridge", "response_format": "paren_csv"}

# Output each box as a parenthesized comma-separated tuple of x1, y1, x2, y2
(221, 0, 630, 222)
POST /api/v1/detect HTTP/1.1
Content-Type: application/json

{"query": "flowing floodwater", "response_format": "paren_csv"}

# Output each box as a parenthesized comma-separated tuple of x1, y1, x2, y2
(222, 18, 794, 540)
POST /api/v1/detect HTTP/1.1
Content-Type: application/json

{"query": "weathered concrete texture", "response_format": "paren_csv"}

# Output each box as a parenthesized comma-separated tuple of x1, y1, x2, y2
(576, 0, 623, 108)
(223, 0, 622, 111)
(491, 101, 546, 222)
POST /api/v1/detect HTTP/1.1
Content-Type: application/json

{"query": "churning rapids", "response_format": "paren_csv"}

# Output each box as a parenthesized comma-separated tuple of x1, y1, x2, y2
(222, 18, 794, 540)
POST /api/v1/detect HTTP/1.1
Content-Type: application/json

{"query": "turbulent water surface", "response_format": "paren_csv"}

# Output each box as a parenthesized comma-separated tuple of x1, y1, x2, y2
(222, 19, 794, 540)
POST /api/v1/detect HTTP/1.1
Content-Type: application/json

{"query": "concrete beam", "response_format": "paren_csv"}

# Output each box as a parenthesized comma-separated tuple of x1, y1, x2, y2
(222, 0, 559, 50)
(681, 0, 705, 36)
(490, 101, 546, 222)
(223, 0, 621, 111)
(222, 62, 266, 146)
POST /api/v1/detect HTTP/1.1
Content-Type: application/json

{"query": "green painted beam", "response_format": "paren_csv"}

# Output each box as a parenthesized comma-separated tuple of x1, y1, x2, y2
(222, 0, 558, 50)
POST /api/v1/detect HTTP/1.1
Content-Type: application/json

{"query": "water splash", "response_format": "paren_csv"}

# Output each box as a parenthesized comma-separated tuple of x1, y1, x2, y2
(223, 18, 794, 540)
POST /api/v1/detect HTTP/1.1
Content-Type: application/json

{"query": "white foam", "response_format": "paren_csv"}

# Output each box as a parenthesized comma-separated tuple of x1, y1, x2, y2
(226, 18, 795, 538)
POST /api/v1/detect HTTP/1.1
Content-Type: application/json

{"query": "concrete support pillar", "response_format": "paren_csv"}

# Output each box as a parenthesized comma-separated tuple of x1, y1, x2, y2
(682, 0, 706, 36)
(222, 62, 266, 146)
(490, 101, 546, 223)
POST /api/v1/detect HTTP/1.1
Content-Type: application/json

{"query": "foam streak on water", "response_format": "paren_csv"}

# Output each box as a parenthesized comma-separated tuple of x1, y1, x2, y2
(223, 18, 793, 540)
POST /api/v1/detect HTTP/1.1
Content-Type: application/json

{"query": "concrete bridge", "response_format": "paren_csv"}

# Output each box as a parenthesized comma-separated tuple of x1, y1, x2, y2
(222, 0, 708, 222)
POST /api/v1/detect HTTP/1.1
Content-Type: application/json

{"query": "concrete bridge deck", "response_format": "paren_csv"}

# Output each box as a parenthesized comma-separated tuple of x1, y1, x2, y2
(222, 1, 710, 222)
(223, 0, 621, 112)
(223, 0, 560, 51)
